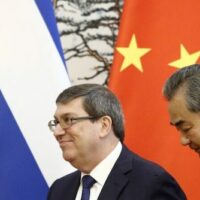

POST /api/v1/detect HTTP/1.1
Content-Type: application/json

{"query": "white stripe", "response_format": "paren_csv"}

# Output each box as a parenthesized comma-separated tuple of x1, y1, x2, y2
(0, 0, 74, 185)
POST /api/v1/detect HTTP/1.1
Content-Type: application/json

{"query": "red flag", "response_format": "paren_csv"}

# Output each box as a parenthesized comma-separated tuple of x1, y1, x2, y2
(109, 1, 200, 199)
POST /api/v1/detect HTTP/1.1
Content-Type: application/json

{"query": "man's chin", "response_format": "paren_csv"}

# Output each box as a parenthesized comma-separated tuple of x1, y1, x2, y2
(62, 151, 74, 162)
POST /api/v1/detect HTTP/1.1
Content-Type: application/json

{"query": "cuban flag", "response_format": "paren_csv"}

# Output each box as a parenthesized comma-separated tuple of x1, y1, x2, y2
(0, 0, 74, 199)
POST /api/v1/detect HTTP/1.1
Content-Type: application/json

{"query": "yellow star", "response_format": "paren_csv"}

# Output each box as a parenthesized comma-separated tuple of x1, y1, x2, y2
(169, 44, 200, 69)
(116, 34, 151, 72)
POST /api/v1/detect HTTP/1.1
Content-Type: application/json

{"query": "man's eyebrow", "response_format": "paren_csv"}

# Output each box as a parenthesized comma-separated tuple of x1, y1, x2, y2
(54, 113, 73, 119)
(170, 120, 185, 127)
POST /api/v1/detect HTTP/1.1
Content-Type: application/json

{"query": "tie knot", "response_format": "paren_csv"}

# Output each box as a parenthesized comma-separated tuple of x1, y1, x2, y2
(82, 175, 96, 189)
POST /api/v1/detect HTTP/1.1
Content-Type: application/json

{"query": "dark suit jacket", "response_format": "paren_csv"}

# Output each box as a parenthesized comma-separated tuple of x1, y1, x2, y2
(47, 145, 187, 200)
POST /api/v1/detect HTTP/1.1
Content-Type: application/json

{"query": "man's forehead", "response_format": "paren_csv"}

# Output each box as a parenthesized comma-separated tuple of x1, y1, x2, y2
(55, 99, 85, 116)
(57, 97, 84, 106)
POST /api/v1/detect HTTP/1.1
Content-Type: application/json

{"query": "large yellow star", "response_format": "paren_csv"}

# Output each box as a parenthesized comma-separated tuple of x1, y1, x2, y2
(116, 34, 151, 72)
(169, 44, 200, 69)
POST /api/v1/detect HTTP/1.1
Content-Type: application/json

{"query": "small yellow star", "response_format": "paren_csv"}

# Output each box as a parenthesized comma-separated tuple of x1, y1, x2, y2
(116, 34, 151, 72)
(169, 44, 200, 69)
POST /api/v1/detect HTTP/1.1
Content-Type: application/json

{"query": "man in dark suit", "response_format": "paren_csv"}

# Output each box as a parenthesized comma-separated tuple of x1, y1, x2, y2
(163, 64, 200, 156)
(47, 83, 186, 200)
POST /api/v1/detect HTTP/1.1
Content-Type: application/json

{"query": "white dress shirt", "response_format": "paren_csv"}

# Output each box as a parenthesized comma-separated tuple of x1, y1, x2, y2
(75, 142, 122, 200)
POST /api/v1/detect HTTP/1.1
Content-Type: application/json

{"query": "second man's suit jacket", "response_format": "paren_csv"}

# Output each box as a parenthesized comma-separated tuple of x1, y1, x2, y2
(47, 145, 187, 200)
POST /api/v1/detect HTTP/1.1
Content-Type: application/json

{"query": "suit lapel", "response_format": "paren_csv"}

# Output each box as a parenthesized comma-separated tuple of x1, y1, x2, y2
(62, 171, 81, 200)
(98, 146, 133, 200)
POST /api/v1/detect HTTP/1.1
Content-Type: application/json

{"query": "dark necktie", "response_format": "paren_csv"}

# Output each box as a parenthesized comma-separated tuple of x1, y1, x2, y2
(81, 175, 96, 200)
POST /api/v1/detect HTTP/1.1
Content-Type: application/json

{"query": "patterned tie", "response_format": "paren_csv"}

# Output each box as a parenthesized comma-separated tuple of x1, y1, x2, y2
(81, 175, 96, 200)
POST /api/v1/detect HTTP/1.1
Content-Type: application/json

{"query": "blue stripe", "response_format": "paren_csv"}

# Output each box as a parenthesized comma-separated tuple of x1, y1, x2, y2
(0, 91, 48, 200)
(34, 0, 66, 66)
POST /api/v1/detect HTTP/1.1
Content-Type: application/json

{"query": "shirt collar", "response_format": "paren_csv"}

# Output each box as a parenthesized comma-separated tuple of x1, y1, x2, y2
(82, 142, 122, 186)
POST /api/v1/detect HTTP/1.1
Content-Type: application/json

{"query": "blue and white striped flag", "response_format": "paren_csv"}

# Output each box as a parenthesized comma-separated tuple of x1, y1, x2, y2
(0, 0, 74, 199)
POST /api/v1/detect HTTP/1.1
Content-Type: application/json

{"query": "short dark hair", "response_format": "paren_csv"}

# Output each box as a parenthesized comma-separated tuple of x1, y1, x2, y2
(163, 64, 200, 112)
(56, 83, 125, 142)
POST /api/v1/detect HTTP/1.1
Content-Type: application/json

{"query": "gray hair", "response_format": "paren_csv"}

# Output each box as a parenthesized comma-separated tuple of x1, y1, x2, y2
(163, 64, 200, 112)
(56, 83, 125, 142)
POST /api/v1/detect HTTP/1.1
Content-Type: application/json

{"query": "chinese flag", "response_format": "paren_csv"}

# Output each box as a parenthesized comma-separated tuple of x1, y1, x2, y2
(109, 1, 200, 200)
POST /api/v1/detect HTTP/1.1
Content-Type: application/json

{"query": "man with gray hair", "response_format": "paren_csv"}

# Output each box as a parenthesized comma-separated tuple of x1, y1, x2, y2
(163, 64, 200, 156)
(47, 83, 186, 200)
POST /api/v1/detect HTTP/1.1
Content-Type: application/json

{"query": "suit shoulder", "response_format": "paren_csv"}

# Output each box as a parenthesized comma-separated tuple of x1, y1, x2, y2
(121, 146, 179, 180)
(117, 147, 187, 199)
(53, 170, 80, 185)
(47, 171, 80, 200)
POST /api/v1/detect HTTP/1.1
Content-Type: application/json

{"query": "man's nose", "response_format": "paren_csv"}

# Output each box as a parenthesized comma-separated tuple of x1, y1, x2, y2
(53, 124, 66, 136)
(180, 134, 190, 146)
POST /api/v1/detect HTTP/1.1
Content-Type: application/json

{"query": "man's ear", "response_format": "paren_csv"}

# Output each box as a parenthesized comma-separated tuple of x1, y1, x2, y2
(99, 115, 112, 138)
